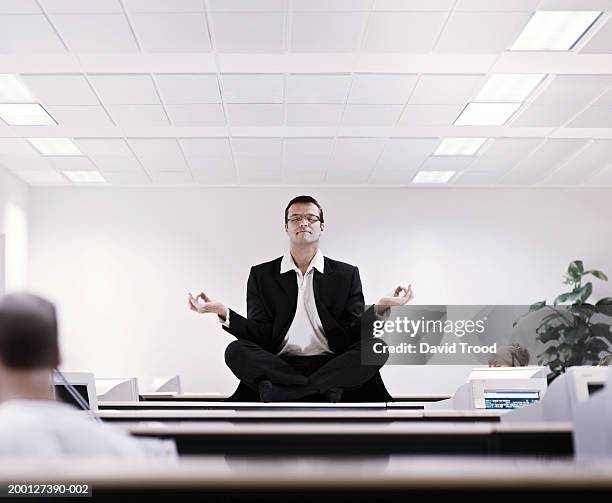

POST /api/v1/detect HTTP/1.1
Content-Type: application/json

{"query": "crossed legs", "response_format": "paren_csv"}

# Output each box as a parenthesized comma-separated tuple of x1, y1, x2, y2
(224, 339, 388, 402)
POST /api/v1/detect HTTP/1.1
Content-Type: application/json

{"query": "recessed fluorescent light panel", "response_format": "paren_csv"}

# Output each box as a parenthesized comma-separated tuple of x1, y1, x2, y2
(412, 171, 456, 184)
(0, 103, 56, 126)
(0, 74, 35, 102)
(511, 11, 601, 51)
(454, 102, 521, 126)
(434, 137, 487, 156)
(28, 138, 82, 156)
(63, 171, 106, 183)
(475, 74, 545, 102)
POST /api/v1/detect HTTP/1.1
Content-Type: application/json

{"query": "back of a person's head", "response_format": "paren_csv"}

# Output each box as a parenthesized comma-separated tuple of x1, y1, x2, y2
(0, 293, 59, 370)
(488, 344, 530, 367)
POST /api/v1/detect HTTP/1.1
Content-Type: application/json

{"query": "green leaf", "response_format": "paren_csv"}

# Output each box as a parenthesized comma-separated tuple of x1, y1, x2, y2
(588, 338, 610, 354)
(557, 343, 573, 361)
(542, 355, 560, 366)
(568, 260, 584, 278)
(563, 323, 588, 344)
(539, 312, 563, 327)
(554, 291, 581, 305)
(539, 345, 559, 362)
(514, 300, 549, 327)
(585, 270, 608, 281)
(547, 369, 564, 383)
(591, 323, 612, 344)
(537, 326, 562, 343)
(578, 282, 593, 303)
(585, 351, 602, 362)
(529, 300, 546, 312)
(569, 304, 595, 321)
(595, 299, 612, 317)
(574, 302, 595, 309)
(567, 347, 586, 366)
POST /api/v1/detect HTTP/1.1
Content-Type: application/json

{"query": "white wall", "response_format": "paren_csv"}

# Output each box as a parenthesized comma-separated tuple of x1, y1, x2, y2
(27, 187, 612, 394)
(0, 166, 29, 292)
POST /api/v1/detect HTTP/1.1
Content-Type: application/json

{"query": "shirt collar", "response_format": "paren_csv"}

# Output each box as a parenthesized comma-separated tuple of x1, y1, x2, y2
(280, 249, 325, 275)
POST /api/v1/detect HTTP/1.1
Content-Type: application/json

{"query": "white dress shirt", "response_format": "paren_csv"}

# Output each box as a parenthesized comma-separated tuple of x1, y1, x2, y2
(277, 249, 332, 356)
(221, 249, 333, 356)
(0, 399, 176, 459)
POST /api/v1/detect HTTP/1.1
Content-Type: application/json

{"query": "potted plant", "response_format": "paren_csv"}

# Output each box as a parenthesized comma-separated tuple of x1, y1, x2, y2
(515, 260, 612, 381)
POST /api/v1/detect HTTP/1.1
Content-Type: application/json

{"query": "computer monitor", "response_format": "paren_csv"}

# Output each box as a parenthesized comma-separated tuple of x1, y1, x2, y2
(587, 383, 605, 396)
(574, 370, 612, 459)
(150, 375, 182, 394)
(95, 377, 139, 402)
(503, 366, 611, 422)
(468, 366, 548, 381)
(53, 371, 98, 411)
(472, 378, 547, 410)
(568, 366, 609, 403)
(426, 364, 549, 410)
(427, 376, 547, 411)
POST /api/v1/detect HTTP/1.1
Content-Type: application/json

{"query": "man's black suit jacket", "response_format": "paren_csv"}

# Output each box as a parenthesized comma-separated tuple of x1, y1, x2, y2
(222, 255, 392, 402)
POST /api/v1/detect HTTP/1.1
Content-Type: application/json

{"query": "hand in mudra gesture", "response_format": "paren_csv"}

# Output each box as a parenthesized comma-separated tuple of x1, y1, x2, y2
(188, 292, 227, 319)
(377, 285, 413, 306)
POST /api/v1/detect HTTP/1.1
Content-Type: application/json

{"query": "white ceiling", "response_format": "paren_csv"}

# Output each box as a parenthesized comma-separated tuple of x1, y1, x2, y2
(1, 0, 612, 187)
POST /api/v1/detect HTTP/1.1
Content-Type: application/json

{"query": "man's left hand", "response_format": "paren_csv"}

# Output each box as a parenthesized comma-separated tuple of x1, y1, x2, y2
(377, 285, 413, 306)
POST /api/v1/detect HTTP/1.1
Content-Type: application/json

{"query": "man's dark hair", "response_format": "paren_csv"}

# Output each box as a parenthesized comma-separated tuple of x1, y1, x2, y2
(284, 195, 324, 224)
(0, 293, 59, 370)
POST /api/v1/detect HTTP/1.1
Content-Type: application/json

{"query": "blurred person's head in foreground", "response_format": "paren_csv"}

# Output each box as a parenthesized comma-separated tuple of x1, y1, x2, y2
(0, 293, 59, 401)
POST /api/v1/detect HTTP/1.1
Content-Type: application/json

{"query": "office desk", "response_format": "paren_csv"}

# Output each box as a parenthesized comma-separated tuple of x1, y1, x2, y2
(391, 393, 452, 402)
(100, 409, 424, 423)
(2, 454, 601, 500)
(98, 408, 502, 423)
(100, 401, 388, 411)
(102, 400, 434, 411)
(140, 392, 227, 401)
(138, 393, 451, 403)
(111, 420, 573, 456)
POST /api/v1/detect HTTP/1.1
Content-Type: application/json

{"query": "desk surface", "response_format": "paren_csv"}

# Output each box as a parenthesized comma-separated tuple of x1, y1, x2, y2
(100, 401, 443, 412)
(99, 409, 424, 421)
(101, 401, 388, 409)
(137, 393, 452, 402)
(117, 420, 497, 435)
(0, 455, 606, 490)
(115, 420, 572, 436)
(98, 409, 503, 422)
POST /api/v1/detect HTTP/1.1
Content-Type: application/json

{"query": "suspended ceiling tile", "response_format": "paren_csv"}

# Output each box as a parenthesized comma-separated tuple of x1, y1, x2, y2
(211, 12, 285, 53)
(49, 14, 138, 52)
(363, 12, 447, 52)
(130, 12, 212, 53)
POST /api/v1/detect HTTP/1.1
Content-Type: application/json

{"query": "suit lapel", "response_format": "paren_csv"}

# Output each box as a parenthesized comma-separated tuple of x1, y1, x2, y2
(273, 262, 298, 343)
(276, 269, 297, 299)
(274, 256, 298, 314)
(313, 258, 338, 331)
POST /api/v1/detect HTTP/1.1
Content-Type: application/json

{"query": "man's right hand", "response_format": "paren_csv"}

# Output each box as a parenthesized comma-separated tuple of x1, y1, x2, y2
(188, 292, 228, 321)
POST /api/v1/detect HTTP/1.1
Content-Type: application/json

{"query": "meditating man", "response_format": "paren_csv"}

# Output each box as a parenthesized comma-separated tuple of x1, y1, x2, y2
(189, 195, 413, 402)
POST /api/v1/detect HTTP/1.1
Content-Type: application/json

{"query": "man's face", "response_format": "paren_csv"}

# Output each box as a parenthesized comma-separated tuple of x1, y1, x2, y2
(285, 202, 324, 245)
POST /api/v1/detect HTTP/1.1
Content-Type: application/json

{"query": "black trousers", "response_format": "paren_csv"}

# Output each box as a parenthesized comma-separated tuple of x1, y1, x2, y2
(224, 339, 391, 402)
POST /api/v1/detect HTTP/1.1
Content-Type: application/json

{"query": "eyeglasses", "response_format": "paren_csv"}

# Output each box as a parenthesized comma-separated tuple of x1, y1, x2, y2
(287, 214, 321, 224)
